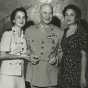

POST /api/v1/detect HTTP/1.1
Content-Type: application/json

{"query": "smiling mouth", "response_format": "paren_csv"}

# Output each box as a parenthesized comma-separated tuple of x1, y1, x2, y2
(67, 20, 73, 23)
(19, 22, 24, 25)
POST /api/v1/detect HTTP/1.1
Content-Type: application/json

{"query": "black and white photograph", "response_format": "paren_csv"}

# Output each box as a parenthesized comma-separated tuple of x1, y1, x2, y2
(0, 0, 88, 88)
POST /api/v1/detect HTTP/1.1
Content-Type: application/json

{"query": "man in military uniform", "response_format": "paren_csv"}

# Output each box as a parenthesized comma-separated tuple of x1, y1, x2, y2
(25, 3, 63, 88)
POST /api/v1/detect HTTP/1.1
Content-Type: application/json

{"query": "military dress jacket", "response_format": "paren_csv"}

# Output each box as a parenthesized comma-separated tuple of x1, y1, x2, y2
(25, 24, 63, 87)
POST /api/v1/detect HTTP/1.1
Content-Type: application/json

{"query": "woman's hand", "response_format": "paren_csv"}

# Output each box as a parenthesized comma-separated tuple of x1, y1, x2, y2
(31, 55, 40, 65)
(48, 53, 57, 65)
(10, 44, 25, 55)
(10, 48, 23, 55)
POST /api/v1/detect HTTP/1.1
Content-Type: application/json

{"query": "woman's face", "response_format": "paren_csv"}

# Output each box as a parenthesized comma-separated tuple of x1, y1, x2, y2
(13, 11, 26, 28)
(64, 9, 76, 25)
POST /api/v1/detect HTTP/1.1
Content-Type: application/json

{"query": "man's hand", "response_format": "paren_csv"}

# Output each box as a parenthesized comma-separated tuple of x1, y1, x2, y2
(31, 55, 40, 65)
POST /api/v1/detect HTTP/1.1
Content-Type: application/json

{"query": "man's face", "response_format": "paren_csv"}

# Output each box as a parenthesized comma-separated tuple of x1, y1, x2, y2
(40, 5, 53, 24)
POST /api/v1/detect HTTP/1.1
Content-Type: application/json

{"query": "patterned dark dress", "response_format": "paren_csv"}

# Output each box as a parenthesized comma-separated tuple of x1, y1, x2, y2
(60, 24, 88, 88)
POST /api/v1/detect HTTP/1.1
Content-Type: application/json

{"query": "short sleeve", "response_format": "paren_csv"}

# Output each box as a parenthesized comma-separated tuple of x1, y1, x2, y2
(0, 31, 12, 52)
(79, 29, 88, 52)
(54, 26, 64, 49)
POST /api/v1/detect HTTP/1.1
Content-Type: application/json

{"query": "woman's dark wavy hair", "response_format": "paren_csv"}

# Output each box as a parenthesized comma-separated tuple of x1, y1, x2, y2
(63, 4, 81, 21)
(10, 7, 28, 25)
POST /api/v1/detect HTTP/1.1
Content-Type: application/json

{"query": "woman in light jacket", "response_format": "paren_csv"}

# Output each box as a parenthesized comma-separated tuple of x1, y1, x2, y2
(0, 7, 28, 88)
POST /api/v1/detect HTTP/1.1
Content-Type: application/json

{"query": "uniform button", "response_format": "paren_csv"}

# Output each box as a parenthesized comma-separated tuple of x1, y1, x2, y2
(41, 46, 44, 49)
(52, 46, 55, 50)
(52, 40, 55, 44)
(21, 42, 23, 44)
(15, 42, 17, 45)
(32, 40, 34, 42)
(40, 52, 44, 55)
(41, 41, 45, 44)
(51, 28, 54, 31)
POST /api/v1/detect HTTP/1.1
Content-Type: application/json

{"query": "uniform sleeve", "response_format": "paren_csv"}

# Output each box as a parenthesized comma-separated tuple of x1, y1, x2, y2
(0, 31, 11, 52)
(55, 27, 63, 54)
(25, 28, 30, 41)
(25, 27, 33, 55)
(56, 28, 64, 65)
(51, 27, 64, 66)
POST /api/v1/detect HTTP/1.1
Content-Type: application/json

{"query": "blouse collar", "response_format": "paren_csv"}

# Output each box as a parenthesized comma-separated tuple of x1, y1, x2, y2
(12, 26, 24, 38)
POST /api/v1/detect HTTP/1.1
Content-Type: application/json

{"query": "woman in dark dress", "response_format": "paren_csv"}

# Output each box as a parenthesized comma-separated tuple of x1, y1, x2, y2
(60, 4, 88, 88)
